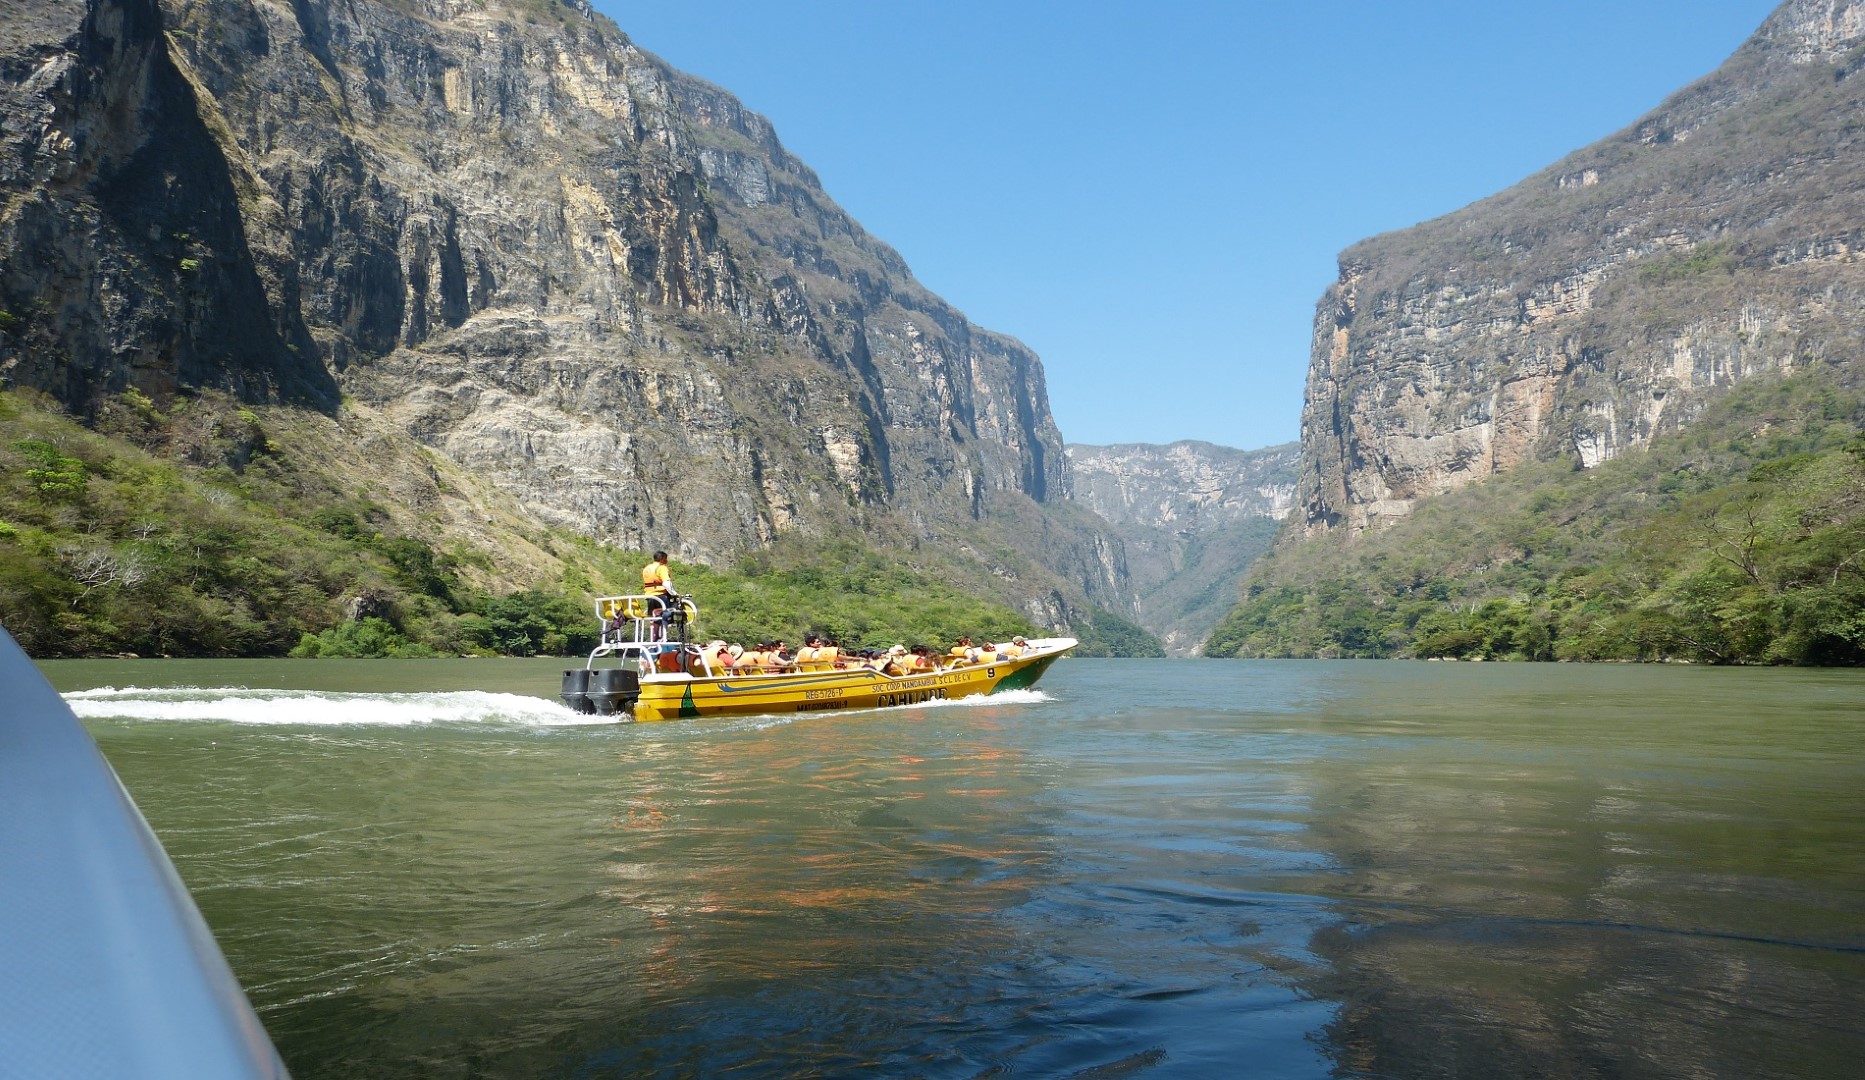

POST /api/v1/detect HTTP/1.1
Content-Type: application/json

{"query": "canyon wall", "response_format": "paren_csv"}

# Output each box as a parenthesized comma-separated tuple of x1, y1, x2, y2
(1068, 440, 1297, 653)
(0, 0, 1127, 619)
(1300, 0, 1865, 535)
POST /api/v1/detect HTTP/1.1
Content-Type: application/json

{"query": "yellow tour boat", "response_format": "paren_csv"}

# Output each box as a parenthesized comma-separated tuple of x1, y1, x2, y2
(560, 594, 1075, 721)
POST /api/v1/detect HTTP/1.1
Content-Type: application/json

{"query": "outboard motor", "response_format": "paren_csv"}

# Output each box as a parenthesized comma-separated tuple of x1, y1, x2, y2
(587, 667, 641, 716)
(561, 668, 593, 714)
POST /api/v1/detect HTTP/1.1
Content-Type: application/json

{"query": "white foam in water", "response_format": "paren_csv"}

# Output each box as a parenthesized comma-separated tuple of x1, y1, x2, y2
(63, 685, 1054, 727)
(912, 688, 1053, 709)
(62, 686, 607, 728)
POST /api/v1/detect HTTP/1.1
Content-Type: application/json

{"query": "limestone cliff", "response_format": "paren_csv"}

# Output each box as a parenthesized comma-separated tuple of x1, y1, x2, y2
(0, 0, 1126, 622)
(1300, 0, 1865, 536)
(1067, 441, 1297, 654)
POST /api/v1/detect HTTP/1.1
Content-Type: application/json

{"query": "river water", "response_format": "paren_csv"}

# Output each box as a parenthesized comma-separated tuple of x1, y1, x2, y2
(41, 657, 1865, 1079)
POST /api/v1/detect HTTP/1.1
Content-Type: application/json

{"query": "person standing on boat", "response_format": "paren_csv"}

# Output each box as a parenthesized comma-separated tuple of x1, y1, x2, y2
(641, 550, 676, 640)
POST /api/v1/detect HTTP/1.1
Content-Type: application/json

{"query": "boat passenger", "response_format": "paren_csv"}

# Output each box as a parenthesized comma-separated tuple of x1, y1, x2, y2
(699, 639, 729, 672)
(817, 639, 842, 669)
(641, 551, 675, 640)
(1000, 636, 1027, 658)
(795, 637, 819, 670)
(722, 644, 744, 671)
(948, 637, 974, 666)
(882, 645, 912, 676)
(910, 646, 938, 673)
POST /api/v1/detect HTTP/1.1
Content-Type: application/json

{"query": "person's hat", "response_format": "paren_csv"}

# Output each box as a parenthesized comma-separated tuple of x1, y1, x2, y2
(1013, 636, 1027, 645)
(709, 640, 726, 649)
(889, 644, 907, 655)
(728, 645, 743, 657)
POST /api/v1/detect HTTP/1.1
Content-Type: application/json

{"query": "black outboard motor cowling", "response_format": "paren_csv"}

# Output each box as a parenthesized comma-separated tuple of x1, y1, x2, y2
(586, 667, 641, 716)
(561, 668, 593, 714)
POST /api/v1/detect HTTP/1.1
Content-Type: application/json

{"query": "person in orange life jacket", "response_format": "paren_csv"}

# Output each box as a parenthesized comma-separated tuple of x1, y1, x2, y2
(641, 550, 677, 639)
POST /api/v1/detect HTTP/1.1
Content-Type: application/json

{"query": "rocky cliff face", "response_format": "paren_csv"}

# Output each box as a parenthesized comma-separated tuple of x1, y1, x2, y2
(1067, 441, 1297, 653)
(0, 0, 1125, 620)
(1300, 0, 1865, 536)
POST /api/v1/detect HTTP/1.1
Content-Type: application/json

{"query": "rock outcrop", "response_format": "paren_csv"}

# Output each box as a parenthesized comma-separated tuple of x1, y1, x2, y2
(0, 0, 1127, 621)
(1300, 0, 1865, 536)
(1067, 441, 1297, 653)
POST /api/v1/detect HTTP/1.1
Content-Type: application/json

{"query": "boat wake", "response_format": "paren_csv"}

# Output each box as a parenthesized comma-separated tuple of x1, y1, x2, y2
(917, 688, 1053, 709)
(62, 686, 603, 728)
(61, 684, 1055, 729)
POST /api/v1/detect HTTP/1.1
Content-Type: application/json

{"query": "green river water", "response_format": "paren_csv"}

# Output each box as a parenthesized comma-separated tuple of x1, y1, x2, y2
(41, 657, 1865, 1079)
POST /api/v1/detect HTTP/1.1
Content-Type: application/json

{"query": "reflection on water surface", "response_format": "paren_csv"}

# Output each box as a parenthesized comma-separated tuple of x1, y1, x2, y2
(48, 657, 1865, 1078)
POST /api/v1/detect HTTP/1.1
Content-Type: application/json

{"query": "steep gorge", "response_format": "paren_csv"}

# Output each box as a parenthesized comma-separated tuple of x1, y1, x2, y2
(1067, 441, 1297, 654)
(0, 0, 1129, 629)
(1299, 0, 1865, 536)
(1211, 0, 1865, 665)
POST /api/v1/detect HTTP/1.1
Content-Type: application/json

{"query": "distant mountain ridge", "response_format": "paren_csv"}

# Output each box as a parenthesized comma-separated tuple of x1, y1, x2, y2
(1298, 0, 1865, 536)
(1067, 440, 1297, 654)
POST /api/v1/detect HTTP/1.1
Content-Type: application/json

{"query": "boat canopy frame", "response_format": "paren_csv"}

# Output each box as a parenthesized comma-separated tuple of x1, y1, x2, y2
(584, 593, 710, 675)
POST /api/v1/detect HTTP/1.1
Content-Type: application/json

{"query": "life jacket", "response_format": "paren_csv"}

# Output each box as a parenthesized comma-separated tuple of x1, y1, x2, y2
(817, 645, 840, 669)
(641, 560, 670, 595)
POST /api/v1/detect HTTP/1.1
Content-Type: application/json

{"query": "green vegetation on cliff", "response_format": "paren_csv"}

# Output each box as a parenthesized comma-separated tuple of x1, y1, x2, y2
(1207, 368, 1865, 664)
(0, 390, 1156, 658)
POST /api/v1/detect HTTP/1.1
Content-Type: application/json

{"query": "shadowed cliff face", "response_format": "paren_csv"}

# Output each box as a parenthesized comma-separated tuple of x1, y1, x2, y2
(1300, 0, 1865, 536)
(0, 0, 1115, 613)
(0, 0, 336, 407)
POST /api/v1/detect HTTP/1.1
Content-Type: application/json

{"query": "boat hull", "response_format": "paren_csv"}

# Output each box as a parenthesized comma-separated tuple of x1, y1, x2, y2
(630, 638, 1074, 722)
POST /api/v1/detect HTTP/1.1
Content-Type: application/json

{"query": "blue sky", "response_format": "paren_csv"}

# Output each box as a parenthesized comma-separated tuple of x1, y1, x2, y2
(591, 1, 1781, 451)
